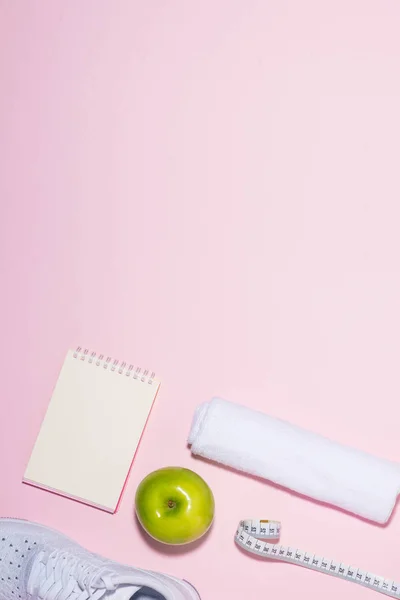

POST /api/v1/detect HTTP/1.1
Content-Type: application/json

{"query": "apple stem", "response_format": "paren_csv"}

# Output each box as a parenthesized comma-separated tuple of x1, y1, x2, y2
(167, 500, 176, 509)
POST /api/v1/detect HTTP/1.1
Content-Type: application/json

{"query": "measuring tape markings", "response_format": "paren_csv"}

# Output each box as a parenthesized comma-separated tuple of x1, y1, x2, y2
(235, 519, 399, 598)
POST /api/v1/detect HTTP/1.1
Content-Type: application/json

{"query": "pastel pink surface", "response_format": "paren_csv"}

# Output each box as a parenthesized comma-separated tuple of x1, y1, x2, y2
(0, 1, 399, 599)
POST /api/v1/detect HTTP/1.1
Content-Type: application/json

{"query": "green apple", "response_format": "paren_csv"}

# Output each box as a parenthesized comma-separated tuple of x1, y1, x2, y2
(135, 467, 214, 545)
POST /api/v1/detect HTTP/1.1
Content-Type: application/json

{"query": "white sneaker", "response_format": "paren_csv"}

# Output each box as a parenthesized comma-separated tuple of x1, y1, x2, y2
(0, 519, 200, 600)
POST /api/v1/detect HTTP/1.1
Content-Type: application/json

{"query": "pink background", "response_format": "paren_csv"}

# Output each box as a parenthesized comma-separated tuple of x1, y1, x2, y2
(1, 1, 400, 598)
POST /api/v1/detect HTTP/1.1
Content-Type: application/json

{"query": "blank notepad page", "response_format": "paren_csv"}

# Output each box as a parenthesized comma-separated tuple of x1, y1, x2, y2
(24, 349, 160, 512)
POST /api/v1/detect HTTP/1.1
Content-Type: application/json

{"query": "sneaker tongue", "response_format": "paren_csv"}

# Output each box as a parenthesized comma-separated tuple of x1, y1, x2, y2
(107, 584, 142, 600)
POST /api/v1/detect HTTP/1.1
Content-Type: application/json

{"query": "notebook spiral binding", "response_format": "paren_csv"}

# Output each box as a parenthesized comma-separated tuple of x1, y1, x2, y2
(73, 347, 156, 385)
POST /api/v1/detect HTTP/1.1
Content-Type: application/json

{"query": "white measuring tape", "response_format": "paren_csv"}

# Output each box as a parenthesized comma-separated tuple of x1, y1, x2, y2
(235, 519, 399, 597)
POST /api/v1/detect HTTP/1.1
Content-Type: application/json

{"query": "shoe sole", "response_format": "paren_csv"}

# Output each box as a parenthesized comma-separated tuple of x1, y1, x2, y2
(0, 519, 201, 599)
(183, 580, 201, 599)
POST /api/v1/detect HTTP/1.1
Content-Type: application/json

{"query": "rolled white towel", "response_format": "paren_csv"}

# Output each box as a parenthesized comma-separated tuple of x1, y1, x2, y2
(188, 397, 400, 524)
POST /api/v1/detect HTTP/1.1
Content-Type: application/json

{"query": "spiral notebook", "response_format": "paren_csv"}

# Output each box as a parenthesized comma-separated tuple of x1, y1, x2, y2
(23, 348, 160, 513)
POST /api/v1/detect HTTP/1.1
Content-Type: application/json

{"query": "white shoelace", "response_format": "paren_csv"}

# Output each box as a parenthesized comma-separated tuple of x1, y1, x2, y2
(27, 550, 173, 600)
